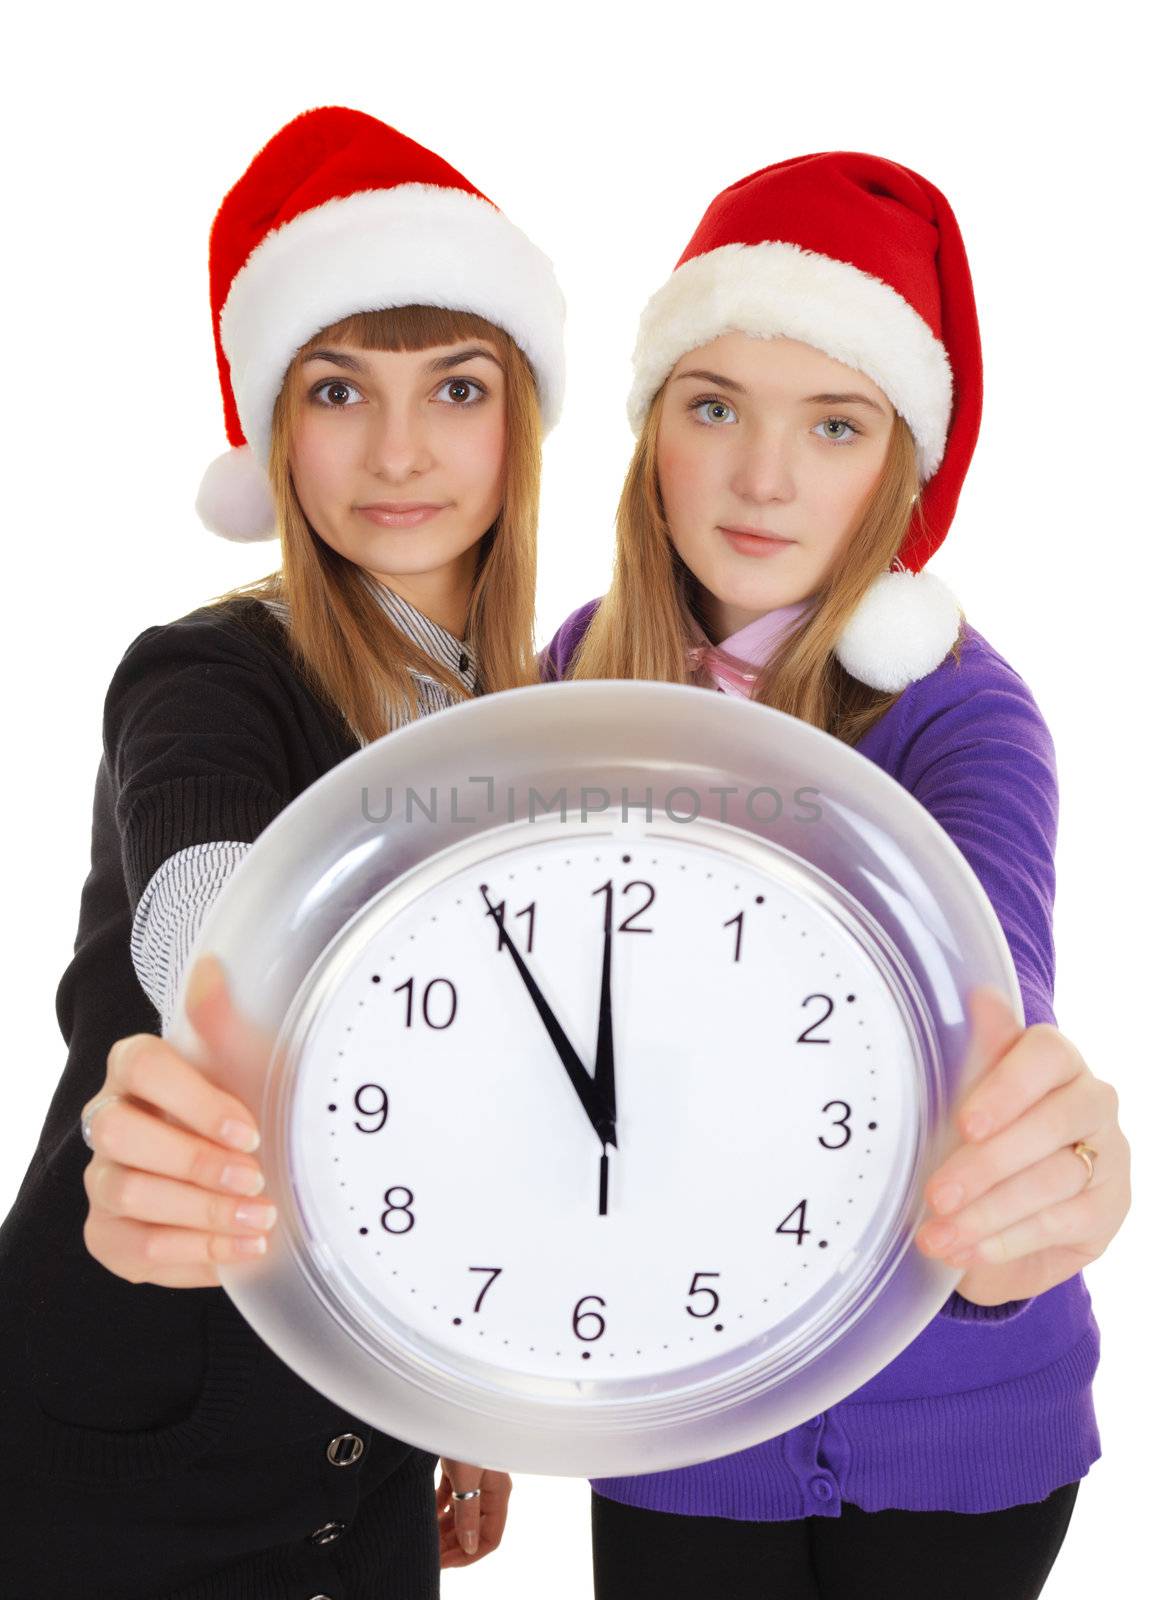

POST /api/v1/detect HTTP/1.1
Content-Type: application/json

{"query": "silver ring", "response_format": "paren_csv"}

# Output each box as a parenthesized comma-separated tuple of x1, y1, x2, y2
(452, 1487, 482, 1501)
(80, 1093, 124, 1151)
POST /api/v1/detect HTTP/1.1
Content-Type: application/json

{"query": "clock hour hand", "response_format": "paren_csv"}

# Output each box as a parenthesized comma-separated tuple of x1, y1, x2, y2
(479, 884, 617, 1149)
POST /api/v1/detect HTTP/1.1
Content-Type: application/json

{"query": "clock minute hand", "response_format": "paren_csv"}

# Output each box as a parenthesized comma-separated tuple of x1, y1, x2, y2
(479, 884, 617, 1148)
(592, 897, 616, 1129)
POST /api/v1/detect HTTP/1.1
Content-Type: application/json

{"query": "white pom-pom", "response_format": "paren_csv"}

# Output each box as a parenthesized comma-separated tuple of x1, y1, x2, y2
(195, 445, 276, 542)
(834, 569, 961, 692)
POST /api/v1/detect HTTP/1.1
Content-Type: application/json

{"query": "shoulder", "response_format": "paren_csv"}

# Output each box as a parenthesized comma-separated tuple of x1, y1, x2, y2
(112, 595, 289, 678)
(900, 619, 1054, 748)
(539, 596, 604, 682)
(885, 618, 1058, 802)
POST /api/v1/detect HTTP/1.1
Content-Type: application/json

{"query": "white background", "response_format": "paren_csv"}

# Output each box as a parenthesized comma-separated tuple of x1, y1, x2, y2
(2, 2, 1167, 1593)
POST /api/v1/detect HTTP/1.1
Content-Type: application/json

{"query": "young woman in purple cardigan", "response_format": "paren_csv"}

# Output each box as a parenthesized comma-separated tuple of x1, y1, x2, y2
(539, 152, 1131, 1600)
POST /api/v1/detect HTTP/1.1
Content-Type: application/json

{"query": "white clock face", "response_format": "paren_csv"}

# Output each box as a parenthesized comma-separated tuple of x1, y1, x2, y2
(285, 817, 923, 1390)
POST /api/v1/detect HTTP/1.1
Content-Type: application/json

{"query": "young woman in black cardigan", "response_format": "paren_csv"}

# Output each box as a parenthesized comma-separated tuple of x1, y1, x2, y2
(0, 104, 564, 1599)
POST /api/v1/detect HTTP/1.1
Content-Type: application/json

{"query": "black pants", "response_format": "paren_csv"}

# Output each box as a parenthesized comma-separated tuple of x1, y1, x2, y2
(592, 1481, 1080, 1600)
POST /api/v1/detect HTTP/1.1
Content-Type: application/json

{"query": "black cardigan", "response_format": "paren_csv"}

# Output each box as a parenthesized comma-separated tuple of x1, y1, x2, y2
(0, 598, 442, 1599)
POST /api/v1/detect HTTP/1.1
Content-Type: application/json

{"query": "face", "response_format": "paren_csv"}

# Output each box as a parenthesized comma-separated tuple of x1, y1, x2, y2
(655, 333, 896, 639)
(288, 336, 508, 628)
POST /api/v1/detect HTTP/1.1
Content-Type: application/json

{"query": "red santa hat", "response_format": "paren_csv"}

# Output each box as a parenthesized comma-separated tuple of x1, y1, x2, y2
(196, 106, 566, 542)
(628, 152, 983, 692)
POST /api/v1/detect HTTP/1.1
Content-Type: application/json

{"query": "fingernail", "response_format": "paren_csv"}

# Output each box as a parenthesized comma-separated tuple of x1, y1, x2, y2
(234, 1202, 277, 1231)
(234, 1234, 267, 1256)
(964, 1111, 993, 1141)
(460, 1532, 478, 1554)
(930, 1182, 964, 1214)
(220, 1118, 260, 1154)
(221, 1164, 265, 1196)
(946, 1248, 974, 1267)
(923, 1222, 957, 1252)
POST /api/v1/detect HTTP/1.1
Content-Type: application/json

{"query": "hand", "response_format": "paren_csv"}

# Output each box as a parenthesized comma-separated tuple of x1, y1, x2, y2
(80, 954, 275, 1288)
(480, 883, 616, 1145)
(436, 1458, 512, 1567)
(915, 986, 1131, 1306)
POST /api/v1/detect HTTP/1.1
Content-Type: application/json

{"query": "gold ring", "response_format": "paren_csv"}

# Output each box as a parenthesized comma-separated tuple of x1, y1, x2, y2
(1072, 1140, 1097, 1187)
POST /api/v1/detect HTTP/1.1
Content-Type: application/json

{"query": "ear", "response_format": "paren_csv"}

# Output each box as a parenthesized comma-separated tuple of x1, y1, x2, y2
(834, 569, 961, 691)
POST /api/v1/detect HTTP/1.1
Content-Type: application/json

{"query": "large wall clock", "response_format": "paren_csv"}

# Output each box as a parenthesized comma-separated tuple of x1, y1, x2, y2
(169, 680, 1019, 1476)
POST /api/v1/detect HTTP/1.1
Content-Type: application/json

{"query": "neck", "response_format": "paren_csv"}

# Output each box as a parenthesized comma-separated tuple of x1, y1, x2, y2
(364, 542, 480, 638)
(700, 589, 812, 642)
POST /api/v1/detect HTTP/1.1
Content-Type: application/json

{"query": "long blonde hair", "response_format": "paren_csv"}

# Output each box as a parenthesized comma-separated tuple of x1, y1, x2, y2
(209, 304, 543, 745)
(565, 382, 963, 747)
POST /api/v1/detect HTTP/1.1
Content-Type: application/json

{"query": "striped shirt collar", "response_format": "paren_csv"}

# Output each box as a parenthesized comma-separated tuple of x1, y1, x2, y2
(261, 572, 478, 693)
(358, 570, 478, 692)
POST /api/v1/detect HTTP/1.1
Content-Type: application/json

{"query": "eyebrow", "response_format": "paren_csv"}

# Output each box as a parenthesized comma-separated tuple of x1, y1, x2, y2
(671, 369, 886, 414)
(301, 345, 504, 374)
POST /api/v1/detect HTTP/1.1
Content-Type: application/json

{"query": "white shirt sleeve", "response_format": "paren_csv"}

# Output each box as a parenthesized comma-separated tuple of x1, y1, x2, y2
(130, 841, 254, 1035)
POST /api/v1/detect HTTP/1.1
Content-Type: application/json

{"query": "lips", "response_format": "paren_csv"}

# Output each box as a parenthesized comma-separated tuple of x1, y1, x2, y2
(719, 525, 797, 557)
(355, 502, 446, 529)
(718, 525, 794, 543)
(359, 502, 444, 514)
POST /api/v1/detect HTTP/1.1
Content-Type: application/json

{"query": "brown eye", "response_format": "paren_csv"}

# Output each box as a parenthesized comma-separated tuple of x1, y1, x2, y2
(313, 380, 360, 407)
(436, 378, 487, 405)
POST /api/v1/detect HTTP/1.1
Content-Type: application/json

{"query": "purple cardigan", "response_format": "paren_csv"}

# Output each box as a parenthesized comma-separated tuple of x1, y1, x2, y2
(540, 599, 1100, 1519)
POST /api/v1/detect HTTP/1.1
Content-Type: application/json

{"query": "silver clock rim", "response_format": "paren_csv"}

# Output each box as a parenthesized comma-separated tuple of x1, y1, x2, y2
(166, 679, 1022, 1475)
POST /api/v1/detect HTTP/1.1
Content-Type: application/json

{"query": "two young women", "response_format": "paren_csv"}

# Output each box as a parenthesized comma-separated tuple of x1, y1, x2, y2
(0, 107, 1129, 1600)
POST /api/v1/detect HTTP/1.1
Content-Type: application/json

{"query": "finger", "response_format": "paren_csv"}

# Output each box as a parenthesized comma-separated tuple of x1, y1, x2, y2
(82, 1208, 269, 1285)
(184, 954, 279, 1104)
(924, 1075, 1115, 1221)
(80, 1096, 267, 1199)
(445, 1461, 485, 1556)
(959, 1181, 1110, 1269)
(453, 1498, 481, 1556)
(954, 996, 1080, 1144)
(96, 1032, 263, 1155)
(478, 1483, 511, 1551)
(918, 1143, 1097, 1260)
(949, 1245, 1095, 1306)
(84, 1159, 278, 1239)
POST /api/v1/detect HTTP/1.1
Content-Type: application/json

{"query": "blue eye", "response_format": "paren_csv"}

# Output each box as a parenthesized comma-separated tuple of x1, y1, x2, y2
(311, 379, 362, 407)
(691, 397, 737, 426)
(815, 417, 861, 445)
(435, 378, 488, 406)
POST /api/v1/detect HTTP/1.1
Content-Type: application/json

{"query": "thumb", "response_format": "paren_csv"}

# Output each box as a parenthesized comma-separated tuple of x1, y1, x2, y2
(184, 954, 277, 1104)
(958, 983, 1022, 1124)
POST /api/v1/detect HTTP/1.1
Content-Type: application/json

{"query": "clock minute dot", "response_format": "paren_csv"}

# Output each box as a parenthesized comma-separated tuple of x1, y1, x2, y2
(359, 1227, 368, 1236)
(371, 974, 381, 983)
(453, 1317, 462, 1325)
(328, 1104, 337, 1112)
(819, 1240, 828, 1249)
(868, 1121, 877, 1131)
(715, 1324, 724, 1332)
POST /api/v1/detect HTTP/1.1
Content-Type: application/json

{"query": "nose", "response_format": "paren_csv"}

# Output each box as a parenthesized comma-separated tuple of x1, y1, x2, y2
(365, 400, 434, 482)
(729, 421, 798, 506)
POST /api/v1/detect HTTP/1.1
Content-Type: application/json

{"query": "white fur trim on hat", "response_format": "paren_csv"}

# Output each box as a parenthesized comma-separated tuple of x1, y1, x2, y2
(834, 568, 962, 691)
(628, 241, 952, 482)
(219, 182, 566, 471)
(195, 444, 276, 542)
